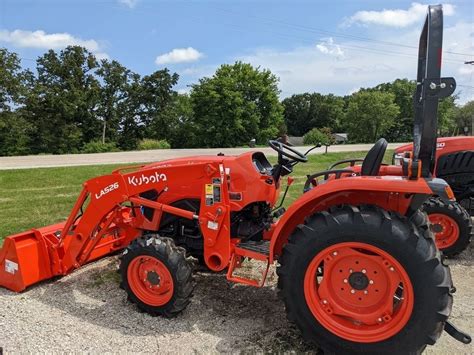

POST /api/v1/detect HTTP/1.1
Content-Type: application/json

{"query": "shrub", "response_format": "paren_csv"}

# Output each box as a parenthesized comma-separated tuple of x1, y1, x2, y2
(138, 139, 171, 150)
(303, 127, 335, 153)
(304, 128, 327, 146)
(82, 140, 119, 153)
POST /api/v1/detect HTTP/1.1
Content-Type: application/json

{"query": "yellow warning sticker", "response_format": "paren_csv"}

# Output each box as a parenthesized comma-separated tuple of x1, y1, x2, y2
(205, 184, 213, 195)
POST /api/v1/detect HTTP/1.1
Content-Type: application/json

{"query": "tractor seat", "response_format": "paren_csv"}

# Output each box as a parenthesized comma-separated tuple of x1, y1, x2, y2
(361, 138, 388, 176)
(303, 138, 388, 192)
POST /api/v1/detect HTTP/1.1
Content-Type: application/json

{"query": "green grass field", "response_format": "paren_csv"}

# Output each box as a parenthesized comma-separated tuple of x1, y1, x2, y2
(0, 150, 393, 242)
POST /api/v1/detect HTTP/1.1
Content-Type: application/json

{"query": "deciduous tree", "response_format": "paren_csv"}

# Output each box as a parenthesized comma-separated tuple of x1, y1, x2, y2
(190, 62, 284, 147)
(283, 93, 344, 136)
(345, 91, 400, 143)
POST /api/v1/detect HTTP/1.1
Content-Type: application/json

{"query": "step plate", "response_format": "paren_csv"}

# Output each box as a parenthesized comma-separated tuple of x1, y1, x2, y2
(236, 240, 270, 256)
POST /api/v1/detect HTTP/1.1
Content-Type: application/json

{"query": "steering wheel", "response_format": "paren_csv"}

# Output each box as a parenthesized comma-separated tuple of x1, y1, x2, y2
(269, 140, 308, 163)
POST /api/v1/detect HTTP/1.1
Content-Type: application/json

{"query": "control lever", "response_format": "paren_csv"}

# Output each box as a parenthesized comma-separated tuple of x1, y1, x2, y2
(272, 176, 294, 213)
(444, 321, 471, 344)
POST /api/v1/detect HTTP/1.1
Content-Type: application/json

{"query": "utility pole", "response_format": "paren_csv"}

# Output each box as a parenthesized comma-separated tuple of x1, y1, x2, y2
(464, 61, 474, 135)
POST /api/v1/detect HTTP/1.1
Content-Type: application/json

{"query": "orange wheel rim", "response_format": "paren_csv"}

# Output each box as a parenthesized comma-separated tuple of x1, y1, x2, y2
(429, 213, 460, 249)
(127, 256, 174, 306)
(304, 242, 414, 343)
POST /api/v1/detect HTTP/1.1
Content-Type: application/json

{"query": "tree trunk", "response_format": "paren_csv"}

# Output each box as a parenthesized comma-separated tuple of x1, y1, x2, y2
(102, 119, 106, 144)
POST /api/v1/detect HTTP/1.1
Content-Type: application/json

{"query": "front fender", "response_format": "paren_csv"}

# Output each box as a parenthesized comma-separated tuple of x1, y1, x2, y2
(269, 176, 435, 262)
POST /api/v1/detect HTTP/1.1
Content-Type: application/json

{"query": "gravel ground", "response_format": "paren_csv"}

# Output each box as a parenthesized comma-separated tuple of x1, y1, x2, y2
(0, 244, 472, 354)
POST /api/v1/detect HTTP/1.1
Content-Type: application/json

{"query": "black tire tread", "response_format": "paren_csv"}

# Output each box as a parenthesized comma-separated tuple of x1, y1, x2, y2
(120, 235, 195, 318)
(422, 196, 472, 257)
(277, 205, 453, 354)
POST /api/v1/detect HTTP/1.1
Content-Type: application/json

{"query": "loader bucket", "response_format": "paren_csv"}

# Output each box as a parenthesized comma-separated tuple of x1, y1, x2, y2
(0, 223, 64, 292)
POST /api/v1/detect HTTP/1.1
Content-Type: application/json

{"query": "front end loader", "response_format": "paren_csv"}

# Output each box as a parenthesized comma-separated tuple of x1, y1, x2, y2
(0, 4, 471, 354)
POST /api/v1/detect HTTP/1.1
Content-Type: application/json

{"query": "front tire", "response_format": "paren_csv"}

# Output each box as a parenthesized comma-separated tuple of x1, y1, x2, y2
(120, 235, 194, 318)
(277, 205, 453, 354)
(422, 197, 472, 257)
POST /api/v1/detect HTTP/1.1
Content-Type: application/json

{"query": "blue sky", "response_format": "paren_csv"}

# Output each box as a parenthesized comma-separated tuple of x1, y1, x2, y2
(1, 0, 473, 102)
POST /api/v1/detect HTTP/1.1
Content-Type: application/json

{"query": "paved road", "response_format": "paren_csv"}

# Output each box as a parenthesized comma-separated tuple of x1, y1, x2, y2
(0, 143, 406, 170)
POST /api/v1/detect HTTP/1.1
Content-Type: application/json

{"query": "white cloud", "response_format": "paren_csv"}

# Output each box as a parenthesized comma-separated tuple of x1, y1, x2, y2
(316, 37, 344, 58)
(95, 52, 110, 61)
(235, 20, 472, 103)
(238, 45, 408, 98)
(177, 88, 191, 95)
(348, 87, 361, 95)
(118, 0, 139, 9)
(346, 3, 455, 28)
(155, 47, 203, 65)
(0, 29, 107, 57)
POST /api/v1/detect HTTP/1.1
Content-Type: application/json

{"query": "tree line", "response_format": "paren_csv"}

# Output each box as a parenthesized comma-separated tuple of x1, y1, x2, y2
(0, 45, 471, 156)
(283, 79, 467, 144)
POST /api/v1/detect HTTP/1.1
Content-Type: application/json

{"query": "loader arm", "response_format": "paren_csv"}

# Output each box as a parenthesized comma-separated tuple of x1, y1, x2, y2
(0, 161, 224, 291)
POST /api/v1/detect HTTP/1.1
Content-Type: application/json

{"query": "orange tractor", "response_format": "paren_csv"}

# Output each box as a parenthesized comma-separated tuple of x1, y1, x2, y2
(394, 137, 474, 256)
(0, 5, 471, 354)
(326, 136, 473, 257)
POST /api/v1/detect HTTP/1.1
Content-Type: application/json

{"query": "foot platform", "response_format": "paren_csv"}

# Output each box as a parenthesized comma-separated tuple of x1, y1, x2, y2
(226, 240, 270, 287)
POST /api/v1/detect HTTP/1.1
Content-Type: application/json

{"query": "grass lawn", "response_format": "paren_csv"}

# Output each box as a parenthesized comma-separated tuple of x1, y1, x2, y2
(0, 150, 393, 242)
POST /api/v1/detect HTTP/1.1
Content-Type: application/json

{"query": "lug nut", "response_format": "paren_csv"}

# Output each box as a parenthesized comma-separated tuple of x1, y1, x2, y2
(364, 290, 368, 294)
(343, 279, 348, 283)
(378, 318, 383, 322)
(362, 269, 366, 274)
(389, 267, 395, 272)
(351, 289, 355, 294)
(333, 251, 338, 256)
(322, 299, 328, 304)
(349, 269, 353, 273)
(369, 280, 374, 284)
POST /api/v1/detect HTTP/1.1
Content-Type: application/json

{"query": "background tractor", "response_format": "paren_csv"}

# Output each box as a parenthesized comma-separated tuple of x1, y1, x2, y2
(393, 137, 474, 256)
(327, 137, 473, 257)
(320, 4, 473, 258)
(0, 4, 470, 354)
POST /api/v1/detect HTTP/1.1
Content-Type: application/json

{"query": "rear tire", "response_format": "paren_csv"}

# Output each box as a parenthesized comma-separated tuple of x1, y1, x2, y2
(422, 197, 472, 257)
(120, 235, 194, 318)
(277, 205, 453, 354)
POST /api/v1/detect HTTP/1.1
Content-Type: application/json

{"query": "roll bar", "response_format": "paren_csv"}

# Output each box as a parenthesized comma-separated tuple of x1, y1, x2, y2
(412, 4, 456, 177)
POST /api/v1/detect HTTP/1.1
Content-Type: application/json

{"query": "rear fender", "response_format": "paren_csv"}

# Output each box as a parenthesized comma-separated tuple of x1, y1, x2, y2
(269, 176, 441, 262)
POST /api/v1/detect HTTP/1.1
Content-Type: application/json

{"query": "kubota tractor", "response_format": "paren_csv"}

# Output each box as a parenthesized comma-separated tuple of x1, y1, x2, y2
(392, 137, 474, 255)
(394, 137, 474, 213)
(325, 16, 473, 258)
(0, 5, 471, 354)
(326, 138, 473, 257)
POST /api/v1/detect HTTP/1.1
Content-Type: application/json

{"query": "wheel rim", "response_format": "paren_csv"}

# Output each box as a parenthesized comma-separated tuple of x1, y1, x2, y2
(429, 213, 460, 249)
(127, 256, 174, 306)
(304, 242, 414, 343)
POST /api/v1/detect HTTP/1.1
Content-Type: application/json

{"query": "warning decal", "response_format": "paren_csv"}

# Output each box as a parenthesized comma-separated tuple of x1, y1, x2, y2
(205, 184, 214, 206)
(5, 259, 18, 274)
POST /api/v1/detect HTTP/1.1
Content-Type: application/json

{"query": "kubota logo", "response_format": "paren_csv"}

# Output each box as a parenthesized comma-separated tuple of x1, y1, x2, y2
(436, 142, 446, 149)
(128, 172, 167, 187)
(95, 182, 119, 199)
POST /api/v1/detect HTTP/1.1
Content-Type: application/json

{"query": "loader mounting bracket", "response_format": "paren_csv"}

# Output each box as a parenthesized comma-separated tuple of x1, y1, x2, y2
(420, 77, 456, 99)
